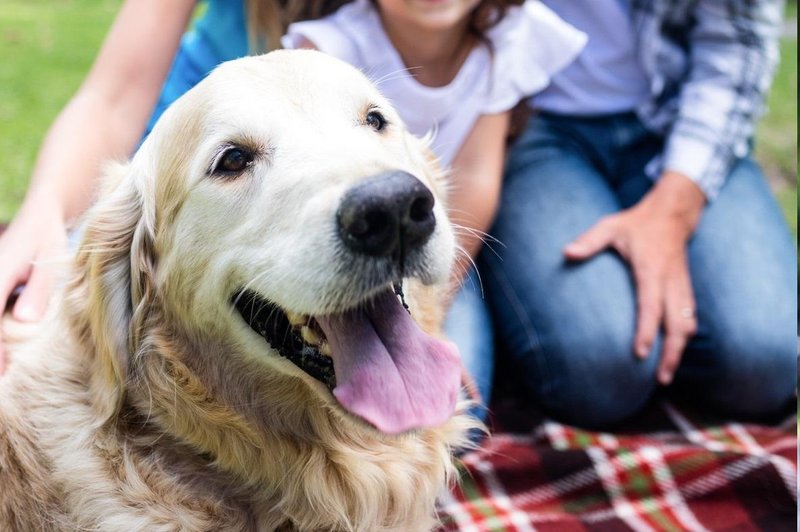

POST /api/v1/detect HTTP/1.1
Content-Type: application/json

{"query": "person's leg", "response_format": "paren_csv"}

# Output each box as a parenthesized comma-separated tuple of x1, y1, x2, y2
(483, 114, 659, 428)
(443, 270, 494, 422)
(674, 157, 796, 417)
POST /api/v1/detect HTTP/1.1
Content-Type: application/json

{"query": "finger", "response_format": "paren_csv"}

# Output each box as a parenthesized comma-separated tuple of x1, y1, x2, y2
(564, 217, 617, 261)
(658, 330, 688, 385)
(658, 312, 695, 385)
(633, 263, 664, 359)
(0, 267, 29, 375)
(0, 314, 5, 373)
(658, 264, 697, 385)
(12, 262, 56, 322)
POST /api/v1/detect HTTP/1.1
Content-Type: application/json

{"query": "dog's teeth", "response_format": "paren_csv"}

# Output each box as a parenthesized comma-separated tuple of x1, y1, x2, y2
(301, 325, 322, 346)
(319, 340, 332, 357)
(285, 311, 307, 328)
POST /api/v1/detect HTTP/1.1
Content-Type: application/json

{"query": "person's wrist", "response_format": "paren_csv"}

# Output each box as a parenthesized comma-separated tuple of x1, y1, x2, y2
(640, 170, 706, 235)
(18, 188, 67, 227)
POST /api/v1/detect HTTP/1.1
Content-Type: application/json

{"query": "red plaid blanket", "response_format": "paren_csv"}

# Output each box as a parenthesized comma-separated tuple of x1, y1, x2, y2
(437, 399, 797, 531)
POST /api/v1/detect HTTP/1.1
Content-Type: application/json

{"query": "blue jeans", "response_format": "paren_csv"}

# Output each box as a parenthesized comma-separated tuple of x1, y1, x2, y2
(446, 111, 796, 428)
(444, 270, 495, 422)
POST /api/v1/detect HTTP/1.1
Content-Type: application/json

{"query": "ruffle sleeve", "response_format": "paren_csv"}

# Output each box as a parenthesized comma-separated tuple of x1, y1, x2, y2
(282, 1, 395, 71)
(281, 18, 360, 65)
(482, 1, 587, 114)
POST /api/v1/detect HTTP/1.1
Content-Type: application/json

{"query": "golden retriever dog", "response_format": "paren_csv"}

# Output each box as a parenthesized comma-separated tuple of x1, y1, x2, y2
(0, 50, 476, 531)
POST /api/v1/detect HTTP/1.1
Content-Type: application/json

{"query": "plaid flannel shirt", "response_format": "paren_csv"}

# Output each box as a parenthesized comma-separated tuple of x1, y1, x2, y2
(628, 0, 783, 199)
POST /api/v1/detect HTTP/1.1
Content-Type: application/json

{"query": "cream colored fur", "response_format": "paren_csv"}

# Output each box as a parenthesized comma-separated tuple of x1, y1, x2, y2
(0, 50, 477, 531)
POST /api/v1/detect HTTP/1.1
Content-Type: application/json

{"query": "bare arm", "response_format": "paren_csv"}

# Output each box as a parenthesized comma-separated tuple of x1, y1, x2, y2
(0, 0, 196, 372)
(23, 0, 197, 224)
(447, 112, 511, 286)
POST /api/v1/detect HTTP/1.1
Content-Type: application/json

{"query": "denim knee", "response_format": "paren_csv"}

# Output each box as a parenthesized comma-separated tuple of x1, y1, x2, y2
(517, 328, 660, 429)
(680, 156, 796, 418)
(699, 325, 796, 418)
(443, 271, 495, 422)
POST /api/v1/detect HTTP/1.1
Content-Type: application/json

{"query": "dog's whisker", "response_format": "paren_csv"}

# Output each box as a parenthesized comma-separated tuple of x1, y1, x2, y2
(451, 258, 472, 287)
(368, 65, 422, 88)
(75, 246, 124, 256)
(29, 253, 75, 266)
(449, 222, 504, 246)
(233, 271, 275, 327)
(446, 216, 503, 243)
(450, 232, 502, 262)
(452, 245, 485, 298)
(235, 270, 272, 313)
(450, 224, 505, 262)
(239, 270, 271, 297)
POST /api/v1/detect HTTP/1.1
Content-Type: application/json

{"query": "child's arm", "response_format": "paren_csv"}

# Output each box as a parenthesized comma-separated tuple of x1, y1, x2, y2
(447, 112, 511, 285)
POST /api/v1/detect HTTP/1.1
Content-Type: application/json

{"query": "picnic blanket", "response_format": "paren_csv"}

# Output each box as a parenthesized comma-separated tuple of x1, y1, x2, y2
(436, 396, 797, 531)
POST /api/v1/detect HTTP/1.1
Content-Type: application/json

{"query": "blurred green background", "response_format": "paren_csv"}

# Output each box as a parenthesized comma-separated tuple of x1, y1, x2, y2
(0, 0, 797, 231)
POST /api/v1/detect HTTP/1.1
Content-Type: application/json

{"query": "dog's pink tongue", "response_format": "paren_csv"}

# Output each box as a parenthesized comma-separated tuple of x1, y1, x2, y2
(316, 291, 460, 434)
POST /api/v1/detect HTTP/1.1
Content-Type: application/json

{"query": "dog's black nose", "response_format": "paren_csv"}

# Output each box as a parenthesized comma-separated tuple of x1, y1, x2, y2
(337, 171, 435, 257)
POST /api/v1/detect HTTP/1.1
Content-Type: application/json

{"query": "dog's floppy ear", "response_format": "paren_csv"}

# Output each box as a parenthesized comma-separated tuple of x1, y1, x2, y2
(66, 161, 156, 423)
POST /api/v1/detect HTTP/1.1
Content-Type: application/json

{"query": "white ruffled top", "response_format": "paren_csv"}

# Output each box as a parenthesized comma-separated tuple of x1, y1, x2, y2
(282, 0, 586, 166)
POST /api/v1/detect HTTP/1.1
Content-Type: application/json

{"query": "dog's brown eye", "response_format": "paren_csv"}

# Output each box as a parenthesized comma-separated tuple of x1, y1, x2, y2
(366, 111, 387, 132)
(213, 147, 254, 175)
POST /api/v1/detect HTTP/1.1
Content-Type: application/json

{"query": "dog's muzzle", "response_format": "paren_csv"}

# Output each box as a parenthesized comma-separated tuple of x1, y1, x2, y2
(231, 172, 460, 435)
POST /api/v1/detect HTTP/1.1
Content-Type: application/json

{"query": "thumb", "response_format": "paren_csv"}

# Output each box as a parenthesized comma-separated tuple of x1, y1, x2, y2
(12, 265, 55, 322)
(563, 218, 617, 261)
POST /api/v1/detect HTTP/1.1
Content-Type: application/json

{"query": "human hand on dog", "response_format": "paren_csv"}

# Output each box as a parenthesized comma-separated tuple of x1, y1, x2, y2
(0, 201, 68, 374)
(563, 171, 706, 385)
(0, 0, 197, 376)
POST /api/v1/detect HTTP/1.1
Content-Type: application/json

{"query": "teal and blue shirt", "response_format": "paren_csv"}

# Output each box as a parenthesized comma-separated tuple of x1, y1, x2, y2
(146, 0, 248, 133)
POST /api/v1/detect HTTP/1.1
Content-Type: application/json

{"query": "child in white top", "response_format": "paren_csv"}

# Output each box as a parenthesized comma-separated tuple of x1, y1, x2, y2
(283, 0, 586, 267)
(283, 0, 585, 412)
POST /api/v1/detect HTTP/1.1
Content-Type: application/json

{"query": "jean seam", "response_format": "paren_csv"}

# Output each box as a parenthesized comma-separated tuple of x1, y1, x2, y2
(485, 261, 553, 396)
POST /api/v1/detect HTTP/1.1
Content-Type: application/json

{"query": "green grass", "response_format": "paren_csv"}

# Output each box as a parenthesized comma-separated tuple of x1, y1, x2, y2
(778, 189, 797, 236)
(0, 1, 797, 231)
(787, 0, 797, 20)
(756, 36, 798, 179)
(0, 0, 120, 219)
(765, 1, 797, 236)
(756, 29, 798, 235)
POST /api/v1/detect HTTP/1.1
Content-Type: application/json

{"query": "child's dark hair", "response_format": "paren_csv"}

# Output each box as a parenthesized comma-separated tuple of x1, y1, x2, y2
(468, 0, 527, 43)
(247, 0, 525, 52)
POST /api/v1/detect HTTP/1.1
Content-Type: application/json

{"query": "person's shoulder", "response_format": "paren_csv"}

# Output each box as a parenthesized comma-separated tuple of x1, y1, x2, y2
(481, 0, 588, 114)
(487, 0, 585, 54)
(281, 0, 384, 66)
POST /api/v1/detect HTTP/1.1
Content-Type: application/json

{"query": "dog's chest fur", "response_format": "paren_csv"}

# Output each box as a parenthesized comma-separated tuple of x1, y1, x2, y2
(0, 312, 457, 531)
(0, 329, 253, 530)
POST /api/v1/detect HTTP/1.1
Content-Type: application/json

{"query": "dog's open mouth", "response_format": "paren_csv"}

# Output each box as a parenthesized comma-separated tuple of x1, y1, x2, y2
(233, 286, 461, 434)
(233, 290, 338, 390)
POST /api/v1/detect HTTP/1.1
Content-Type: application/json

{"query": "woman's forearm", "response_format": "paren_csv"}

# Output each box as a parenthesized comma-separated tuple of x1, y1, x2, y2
(22, 91, 148, 224)
(448, 112, 511, 281)
(19, 0, 196, 225)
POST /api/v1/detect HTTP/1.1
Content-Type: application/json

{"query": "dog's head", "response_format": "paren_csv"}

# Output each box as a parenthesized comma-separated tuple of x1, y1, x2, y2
(71, 50, 462, 440)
